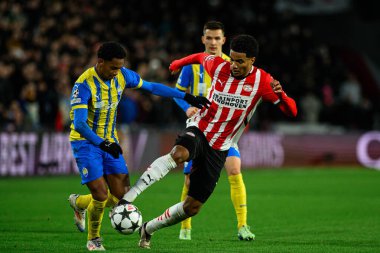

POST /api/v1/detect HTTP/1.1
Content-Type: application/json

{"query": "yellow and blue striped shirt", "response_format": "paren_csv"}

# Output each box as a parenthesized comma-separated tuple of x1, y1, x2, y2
(69, 66, 143, 143)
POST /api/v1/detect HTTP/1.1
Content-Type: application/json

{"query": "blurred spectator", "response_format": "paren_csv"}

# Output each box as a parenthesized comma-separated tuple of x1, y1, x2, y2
(300, 89, 322, 123)
(339, 72, 362, 106)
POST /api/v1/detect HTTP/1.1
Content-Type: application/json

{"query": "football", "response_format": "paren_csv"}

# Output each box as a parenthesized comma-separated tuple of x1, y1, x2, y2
(110, 203, 143, 235)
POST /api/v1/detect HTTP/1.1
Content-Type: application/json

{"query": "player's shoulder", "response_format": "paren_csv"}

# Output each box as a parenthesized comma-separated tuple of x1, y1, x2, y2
(75, 67, 95, 83)
(255, 66, 271, 79)
(180, 64, 196, 75)
(221, 53, 230, 61)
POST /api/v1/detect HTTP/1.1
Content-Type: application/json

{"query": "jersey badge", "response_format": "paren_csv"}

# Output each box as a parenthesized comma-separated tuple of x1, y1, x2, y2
(82, 168, 88, 177)
(73, 88, 79, 98)
(243, 84, 253, 92)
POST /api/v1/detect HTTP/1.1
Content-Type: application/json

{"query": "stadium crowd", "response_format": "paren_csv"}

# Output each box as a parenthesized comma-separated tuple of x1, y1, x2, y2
(0, 0, 377, 132)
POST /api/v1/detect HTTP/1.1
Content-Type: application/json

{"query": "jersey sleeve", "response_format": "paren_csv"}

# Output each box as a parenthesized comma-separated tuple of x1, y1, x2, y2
(71, 82, 103, 145)
(70, 82, 92, 109)
(120, 67, 143, 89)
(260, 72, 280, 104)
(175, 65, 193, 91)
(261, 71, 297, 117)
(202, 55, 226, 77)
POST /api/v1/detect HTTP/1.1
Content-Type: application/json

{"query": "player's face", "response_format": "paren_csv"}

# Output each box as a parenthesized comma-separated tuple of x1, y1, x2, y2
(202, 29, 226, 56)
(97, 58, 124, 80)
(229, 50, 255, 78)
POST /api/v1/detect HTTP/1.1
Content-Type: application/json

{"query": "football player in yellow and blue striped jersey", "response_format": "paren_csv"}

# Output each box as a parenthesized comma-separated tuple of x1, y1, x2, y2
(173, 21, 255, 241)
(67, 41, 210, 251)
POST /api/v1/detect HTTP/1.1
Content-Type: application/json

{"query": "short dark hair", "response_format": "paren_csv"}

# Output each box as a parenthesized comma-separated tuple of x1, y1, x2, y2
(230, 35, 259, 58)
(97, 41, 126, 61)
(203, 21, 225, 35)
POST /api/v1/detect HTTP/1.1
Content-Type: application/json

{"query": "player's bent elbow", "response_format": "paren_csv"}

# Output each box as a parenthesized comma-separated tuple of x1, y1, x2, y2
(73, 120, 87, 132)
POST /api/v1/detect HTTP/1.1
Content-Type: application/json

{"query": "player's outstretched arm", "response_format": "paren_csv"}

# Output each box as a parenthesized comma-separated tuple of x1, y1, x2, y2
(140, 80, 210, 109)
(169, 53, 208, 73)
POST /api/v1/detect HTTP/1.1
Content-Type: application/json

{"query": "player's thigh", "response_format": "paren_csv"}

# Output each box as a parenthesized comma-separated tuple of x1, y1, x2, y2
(71, 140, 104, 185)
(103, 154, 130, 199)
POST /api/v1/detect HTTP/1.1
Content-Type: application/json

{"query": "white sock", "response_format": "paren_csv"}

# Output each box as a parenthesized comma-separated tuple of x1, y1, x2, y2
(146, 202, 188, 235)
(123, 154, 177, 202)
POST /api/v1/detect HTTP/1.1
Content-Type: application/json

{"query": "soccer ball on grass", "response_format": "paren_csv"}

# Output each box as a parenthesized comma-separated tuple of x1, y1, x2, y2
(110, 203, 142, 235)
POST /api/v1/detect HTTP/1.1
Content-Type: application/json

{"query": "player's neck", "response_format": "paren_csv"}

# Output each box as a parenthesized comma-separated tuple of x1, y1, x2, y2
(205, 51, 222, 57)
(94, 64, 106, 80)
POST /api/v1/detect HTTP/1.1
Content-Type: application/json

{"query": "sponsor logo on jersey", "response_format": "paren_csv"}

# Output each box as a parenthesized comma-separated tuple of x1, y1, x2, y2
(94, 101, 119, 110)
(212, 91, 251, 109)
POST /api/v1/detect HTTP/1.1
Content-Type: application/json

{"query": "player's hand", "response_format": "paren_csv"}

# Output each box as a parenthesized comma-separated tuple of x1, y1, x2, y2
(99, 140, 123, 159)
(186, 107, 198, 118)
(184, 93, 211, 109)
(170, 69, 180, 75)
(169, 60, 181, 75)
(270, 79, 283, 94)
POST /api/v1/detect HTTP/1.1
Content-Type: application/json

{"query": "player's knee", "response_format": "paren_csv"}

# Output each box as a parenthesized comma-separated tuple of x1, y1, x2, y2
(226, 167, 241, 176)
(170, 145, 189, 164)
(183, 199, 202, 217)
(91, 189, 108, 202)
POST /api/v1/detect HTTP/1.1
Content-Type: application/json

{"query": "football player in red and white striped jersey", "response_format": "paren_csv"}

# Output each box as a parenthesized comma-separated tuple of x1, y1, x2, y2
(121, 35, 297, 249)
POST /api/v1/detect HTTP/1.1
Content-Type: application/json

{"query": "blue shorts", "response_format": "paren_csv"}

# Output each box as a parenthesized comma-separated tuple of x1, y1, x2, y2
(183, 146, 240, 174)
(71, 140, 128, 184)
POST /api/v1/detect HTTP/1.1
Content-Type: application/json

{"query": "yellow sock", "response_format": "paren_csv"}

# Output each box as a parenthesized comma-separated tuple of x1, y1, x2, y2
(106, 193, 119, 208)
(228, 173, 247, 228)
(180, 183, 191, 229)
(87, 198, 107, 240)
(75, 194, 92, 210)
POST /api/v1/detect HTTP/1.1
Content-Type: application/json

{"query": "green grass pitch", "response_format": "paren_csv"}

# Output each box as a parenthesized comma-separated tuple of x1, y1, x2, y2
(1, 168, 380, 253)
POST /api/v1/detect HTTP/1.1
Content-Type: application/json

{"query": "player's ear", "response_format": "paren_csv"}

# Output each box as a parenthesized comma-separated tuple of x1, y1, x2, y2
(201, 35, 206, 45)
(251, 57, 256, 65)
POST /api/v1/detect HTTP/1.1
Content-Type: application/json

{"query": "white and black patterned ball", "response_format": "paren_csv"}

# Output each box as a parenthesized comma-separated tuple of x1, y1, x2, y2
(110, 203, 142, 235)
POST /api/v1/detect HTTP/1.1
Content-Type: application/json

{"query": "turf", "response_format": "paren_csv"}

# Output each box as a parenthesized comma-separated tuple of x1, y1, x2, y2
(1, 168, 380, 253)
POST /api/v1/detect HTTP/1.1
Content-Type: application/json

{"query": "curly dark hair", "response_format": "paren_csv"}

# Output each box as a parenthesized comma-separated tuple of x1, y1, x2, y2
(97, 41, 127, 61)
(230, 35, 259, 58)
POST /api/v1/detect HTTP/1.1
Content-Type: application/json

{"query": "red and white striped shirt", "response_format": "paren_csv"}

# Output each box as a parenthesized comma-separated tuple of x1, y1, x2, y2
(170, 53, 297, 151)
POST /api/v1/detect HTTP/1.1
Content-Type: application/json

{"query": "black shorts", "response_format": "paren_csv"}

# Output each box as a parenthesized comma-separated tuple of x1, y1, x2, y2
(175, 126, 228, 203)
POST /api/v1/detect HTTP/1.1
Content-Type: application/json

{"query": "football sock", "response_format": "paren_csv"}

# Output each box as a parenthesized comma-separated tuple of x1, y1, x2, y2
(87, 198, 107, 240)
(146, 202, 188, 235)
(106, 192, 119, 207)
(76, 194, 92, 210)
(180, 183, 192, 229)
(229, 173, 248, 228)
(123, 154, 177, 202)
(75, 191, 119, 209)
